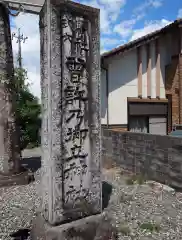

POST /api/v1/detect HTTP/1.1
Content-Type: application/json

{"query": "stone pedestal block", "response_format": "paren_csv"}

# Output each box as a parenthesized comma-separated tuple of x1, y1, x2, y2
(31, 213, 117, 240)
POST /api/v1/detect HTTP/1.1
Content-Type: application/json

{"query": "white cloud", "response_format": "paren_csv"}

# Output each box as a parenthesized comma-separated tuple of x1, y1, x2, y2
(81, 0, 111, 33)
(113, 0, 163, 39)
(113, 19, 136, 37)
(99, 0, 125, 10)
(150, 0, 163, 8)
(11, 13, 40, 100)
(133, 0, 162, 16)
(101, 37, 122, 46)
(100, 48, 107, 54)
(100, 37, 125, 53)
(81, 0, 125, 33)
(177, 9, 182, 19)
(130, 19, 171, 41)
(102, 0, 126, 22)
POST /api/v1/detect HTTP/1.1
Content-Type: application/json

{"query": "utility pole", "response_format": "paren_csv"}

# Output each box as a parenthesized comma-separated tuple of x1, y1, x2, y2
(12, 28, 28, 68)
(11, 28, 28, 161)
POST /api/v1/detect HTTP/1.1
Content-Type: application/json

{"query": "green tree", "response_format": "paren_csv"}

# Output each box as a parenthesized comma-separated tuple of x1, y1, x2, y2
(14, 67, 41, 151)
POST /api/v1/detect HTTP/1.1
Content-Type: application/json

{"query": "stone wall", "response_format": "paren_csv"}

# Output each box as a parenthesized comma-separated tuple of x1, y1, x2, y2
(102, 129, 182, 190)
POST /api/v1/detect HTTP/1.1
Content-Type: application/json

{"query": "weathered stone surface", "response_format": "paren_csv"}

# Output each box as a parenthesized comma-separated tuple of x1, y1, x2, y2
(31, 213, 117, 240)
(40, 0, 101, 225)
(0, 4, 21, 175)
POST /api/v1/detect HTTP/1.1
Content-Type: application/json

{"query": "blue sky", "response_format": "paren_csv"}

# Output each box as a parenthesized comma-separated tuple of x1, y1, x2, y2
(9, 0, 182, 99)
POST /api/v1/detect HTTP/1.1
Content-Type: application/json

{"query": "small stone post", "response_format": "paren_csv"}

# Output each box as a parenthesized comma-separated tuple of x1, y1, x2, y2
(39, 0, 101, 226)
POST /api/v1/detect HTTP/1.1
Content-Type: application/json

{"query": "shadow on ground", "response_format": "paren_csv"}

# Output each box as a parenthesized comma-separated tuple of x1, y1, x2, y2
(21, 157, 41, 173)
(10, 228, 30, 240)
(102, 181, 113, 209)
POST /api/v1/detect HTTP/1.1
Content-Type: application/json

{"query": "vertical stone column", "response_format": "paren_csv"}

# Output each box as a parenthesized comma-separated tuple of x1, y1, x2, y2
(0, 4, 21, 175)
(179, 25, 182, 124)
(40, 0, 101, 225)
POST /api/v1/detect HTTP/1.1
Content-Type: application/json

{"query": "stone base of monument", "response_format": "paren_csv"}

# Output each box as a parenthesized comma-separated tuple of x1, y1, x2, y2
(31, 212, 118, 240)
(0, 168, 34, 187)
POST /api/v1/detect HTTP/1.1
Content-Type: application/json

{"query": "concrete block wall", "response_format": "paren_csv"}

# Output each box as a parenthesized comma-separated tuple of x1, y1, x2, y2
(102, 129, 182, 190)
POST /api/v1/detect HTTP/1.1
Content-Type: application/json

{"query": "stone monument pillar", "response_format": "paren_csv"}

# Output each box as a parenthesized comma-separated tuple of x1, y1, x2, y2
(39, 0, 101, 226)
(0, 4, 32, 187)
(0, 3, 21, 174)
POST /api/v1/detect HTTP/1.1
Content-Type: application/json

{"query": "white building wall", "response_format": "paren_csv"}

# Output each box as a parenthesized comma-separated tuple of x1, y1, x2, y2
(151, 40, 156, 98)
(149, 37, 171, 99)
(160, 41, 167, 98)
(160, 35, 172, 98)
(108, 50, 138, 124)
(101, 69, 107, 124)
(141, 45, 147, 98)
(101, 35, 172, 126)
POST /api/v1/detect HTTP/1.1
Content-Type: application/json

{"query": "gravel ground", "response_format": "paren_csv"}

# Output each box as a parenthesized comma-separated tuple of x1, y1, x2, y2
(1, 166, 182, 239)
(0, 170, 41, 240)
(103, 167, 182, 240)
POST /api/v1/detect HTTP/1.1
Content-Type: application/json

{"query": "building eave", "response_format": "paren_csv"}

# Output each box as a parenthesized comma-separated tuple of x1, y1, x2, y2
(101, 18, 182, 61)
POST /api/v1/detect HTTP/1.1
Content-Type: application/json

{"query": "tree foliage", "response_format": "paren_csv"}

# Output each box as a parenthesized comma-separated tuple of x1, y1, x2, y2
(14, 67, 41, 151)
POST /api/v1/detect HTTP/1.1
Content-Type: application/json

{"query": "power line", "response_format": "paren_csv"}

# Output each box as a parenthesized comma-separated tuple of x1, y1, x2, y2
(12, 28, 28, 68)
